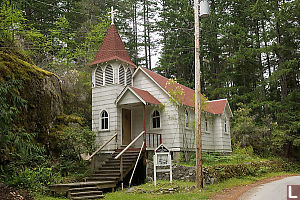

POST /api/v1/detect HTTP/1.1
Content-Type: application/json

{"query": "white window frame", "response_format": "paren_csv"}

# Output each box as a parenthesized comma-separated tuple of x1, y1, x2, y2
(100, 110, 109, 131)
(205, 117, 208, 132)
(224, 117, 228, 133)
(152, 110, 161, 129)
(185, 110, 189, 128)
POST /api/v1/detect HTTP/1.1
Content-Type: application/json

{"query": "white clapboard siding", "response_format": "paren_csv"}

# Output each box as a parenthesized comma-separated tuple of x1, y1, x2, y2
(133, 70, 181, 149)
(92, 83, 124, 150)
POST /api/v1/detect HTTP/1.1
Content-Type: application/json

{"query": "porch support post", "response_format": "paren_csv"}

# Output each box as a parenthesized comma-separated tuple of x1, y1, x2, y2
(143, 104, 146, 148)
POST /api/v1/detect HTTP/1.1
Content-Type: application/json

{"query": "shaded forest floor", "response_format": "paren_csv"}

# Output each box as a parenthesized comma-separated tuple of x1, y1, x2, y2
(0, 182, 33, 200)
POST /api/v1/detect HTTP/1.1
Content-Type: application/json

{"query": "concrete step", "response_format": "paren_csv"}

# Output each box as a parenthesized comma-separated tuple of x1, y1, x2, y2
(71, 194, 104, 199)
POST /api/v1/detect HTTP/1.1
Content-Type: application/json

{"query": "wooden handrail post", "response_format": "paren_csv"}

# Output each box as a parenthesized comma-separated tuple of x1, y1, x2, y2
(120, 155, 123, 182)
(129, 141, 145, 187)
(143, 104, 146, 148)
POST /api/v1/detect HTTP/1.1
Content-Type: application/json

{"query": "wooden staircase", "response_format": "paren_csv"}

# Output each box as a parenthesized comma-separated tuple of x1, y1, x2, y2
(50, 150, 143, 199)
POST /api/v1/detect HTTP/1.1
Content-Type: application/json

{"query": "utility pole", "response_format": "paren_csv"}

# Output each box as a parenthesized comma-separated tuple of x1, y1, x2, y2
(194, 0, 202, 189)
(194, 0, 209, 189)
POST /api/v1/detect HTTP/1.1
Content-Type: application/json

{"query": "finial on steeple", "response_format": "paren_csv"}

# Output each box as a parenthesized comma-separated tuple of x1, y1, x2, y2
(109, 6, 117, 24)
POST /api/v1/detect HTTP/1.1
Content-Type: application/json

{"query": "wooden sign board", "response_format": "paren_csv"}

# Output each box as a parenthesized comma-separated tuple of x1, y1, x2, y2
(154, 144, 172, 186)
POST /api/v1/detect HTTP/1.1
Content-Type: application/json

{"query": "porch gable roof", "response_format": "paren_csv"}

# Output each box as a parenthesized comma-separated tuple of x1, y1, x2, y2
(115, 86, 161, 106)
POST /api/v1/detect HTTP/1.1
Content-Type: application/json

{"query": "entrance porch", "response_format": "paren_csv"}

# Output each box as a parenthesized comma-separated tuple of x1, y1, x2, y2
(116, 86, 163, 150)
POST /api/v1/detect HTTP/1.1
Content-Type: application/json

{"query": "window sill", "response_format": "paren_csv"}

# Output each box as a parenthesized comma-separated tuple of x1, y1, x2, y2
(185, 127, 193, 130)
(99, 129, 110, 133)
(150, 128, 162, 131)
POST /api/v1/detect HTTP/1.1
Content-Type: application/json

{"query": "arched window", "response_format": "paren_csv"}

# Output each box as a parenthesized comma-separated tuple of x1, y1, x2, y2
(224, 117, 227, 133)
(95, 67, 103, 87)
(100, 110, 109, 130)
(205, 118, 208, 132)
(119, 66, 125, 85)
(152, 110, 160, 129)
(185, 110, 189, 128)
(126, 68, 132, 86)
(105, 65, 113, 85)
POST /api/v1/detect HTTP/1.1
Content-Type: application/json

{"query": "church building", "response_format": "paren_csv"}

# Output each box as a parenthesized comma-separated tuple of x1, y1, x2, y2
(89, 23, 233, 156)
(49, 16, 233, 199)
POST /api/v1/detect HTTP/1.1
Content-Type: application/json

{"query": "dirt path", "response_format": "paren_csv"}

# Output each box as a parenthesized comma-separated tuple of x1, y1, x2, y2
(210, 174, 298, 200)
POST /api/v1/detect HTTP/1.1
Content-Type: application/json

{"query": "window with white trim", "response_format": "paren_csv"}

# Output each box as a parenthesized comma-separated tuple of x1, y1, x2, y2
(100, 110, 109, 130)
(205, 118, 208, 132)
(95, 67, 103, 87)
(126, 68, 132, 86)
(185, 110, 189, 128)
(224, 117, 228, 133)
(105, 65, 113, 85)
(152, 110, 160, 129)
(119, 66, 125, 85)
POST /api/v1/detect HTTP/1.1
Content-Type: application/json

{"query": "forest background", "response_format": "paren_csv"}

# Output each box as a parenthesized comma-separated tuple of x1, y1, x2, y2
(0, 0, 299, 194)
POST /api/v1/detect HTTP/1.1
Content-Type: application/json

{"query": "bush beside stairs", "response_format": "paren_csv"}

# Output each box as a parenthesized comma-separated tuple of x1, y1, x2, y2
(50, 150, 141, 199)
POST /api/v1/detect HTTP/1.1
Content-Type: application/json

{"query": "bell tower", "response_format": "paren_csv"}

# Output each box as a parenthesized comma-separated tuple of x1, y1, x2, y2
(89, 13, 136, 146)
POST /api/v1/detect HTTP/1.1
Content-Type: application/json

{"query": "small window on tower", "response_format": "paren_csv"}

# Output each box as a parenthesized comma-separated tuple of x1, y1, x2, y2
(119, 66, 125, 85)
(95, 67, 103, 87)
(105, 65, 113, 85)
(126, 68, 132, 86)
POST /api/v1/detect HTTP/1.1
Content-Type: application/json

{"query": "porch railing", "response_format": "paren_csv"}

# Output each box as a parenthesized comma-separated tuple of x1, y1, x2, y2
(83, 132, 118, 160)
(146, 132, 162, 148)
(114, 131, 145, 182)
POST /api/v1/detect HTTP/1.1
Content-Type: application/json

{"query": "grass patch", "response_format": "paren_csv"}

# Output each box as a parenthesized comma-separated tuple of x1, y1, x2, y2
(104, 172, 295, 200)
(34, 172, 297, 200)
(34, 194, 68, 200)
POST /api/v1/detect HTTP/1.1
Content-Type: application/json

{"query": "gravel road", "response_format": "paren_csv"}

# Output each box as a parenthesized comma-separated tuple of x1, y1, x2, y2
(238, 176, 300, 200)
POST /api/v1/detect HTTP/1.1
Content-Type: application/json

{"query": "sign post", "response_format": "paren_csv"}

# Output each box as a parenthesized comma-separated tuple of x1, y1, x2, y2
(153, 144, 172, 187)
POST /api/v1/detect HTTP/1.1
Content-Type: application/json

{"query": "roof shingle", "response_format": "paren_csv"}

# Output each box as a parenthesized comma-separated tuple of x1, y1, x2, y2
(130, 86, 161, 105)
(89, 24, 136, 67)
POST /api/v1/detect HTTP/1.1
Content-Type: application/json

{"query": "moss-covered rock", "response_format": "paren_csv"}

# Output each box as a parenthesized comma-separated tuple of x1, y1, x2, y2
(0, 40, 63, 144)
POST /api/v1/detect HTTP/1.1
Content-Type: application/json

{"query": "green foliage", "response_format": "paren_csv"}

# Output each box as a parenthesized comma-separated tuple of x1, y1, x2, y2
(4, 167, 60, 193)
(49, 121, 96, 176)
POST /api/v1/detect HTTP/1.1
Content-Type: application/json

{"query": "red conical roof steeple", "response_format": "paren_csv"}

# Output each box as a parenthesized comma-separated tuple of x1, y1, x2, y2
(89, 24, 136, 67)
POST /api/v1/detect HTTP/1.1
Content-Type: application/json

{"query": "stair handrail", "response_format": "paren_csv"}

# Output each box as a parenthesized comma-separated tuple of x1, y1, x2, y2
(114, 131, 145, 159)
(85, 132, 118, 160)
(129, 141, 145, 187)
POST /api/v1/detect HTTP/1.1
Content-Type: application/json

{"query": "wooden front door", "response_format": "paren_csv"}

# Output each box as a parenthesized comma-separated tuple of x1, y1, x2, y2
(122, 108, 131, 145)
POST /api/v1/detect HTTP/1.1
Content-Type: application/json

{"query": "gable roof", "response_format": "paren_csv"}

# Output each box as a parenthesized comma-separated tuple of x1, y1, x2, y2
(130, 87, 161, 105)
(115, 86, 161, 105)
(89, 24, 136, 67)
(206, 99, 228, 114)
(134, 67, 230, 115)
